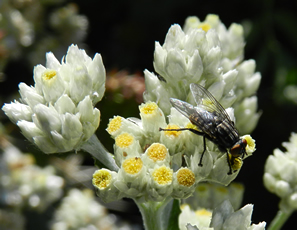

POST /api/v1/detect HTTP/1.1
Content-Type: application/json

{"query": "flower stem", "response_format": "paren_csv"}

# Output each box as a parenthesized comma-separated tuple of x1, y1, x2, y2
(268, 209, 293, 230)
(81, 134, 119, 171)
(135, 198, 173, 230)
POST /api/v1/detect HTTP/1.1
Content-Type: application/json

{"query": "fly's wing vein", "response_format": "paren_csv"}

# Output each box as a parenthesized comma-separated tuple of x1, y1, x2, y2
(190, 83, 234, 126)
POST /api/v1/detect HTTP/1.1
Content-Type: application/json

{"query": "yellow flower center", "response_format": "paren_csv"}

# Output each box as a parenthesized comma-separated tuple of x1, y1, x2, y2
(107, 116, 122, 134)
(92, 169, 112, 189)
(42, 70, 57, 83)
(147, 143, 168, 162)
(164, 124, 182, 137)
(195, 208, 212, 217)
(152, 166, 173, 185)
(122, 157, 143, 175)
(198, 23, 211, 32)
(115, 133, 134, 148)
(176, 168, 195, 187)
(139, 102, 158, 115)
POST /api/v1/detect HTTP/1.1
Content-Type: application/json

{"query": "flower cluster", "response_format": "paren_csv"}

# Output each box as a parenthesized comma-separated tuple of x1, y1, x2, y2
(0, 139, 64, 211)
(0, 1, 88, 72)
(179, 200, 266, 230)
(2, 44, 105, 153)
(92, 102, 255, 202)
(144, 14, 261, 134)
(51, 188, 133, 230)
(264, 132, 297, 212)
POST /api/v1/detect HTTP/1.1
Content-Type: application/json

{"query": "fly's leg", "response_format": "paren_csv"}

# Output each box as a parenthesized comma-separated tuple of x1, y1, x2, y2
(159, 127, 204, 135)
(198, 135, 206, 166)
(226, 153, 233, 175)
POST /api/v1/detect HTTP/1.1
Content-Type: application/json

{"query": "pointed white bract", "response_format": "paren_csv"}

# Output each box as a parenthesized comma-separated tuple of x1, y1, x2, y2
(2, 44, 106, 153)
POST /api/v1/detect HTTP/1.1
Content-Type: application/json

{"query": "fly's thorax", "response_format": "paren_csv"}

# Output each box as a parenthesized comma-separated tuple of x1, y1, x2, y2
(215, 119, 240, 149)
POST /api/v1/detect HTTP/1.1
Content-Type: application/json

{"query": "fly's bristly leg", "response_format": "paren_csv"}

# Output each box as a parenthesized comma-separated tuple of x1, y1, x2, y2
(198, 135, 206, 167)
(159, 127, 204, 136)
(159, 127, 207, 166)
(226, 152, 233, 175)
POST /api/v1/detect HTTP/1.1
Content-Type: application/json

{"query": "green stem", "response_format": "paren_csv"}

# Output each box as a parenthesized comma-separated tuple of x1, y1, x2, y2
(81, 134, 119, 171)
(268, 209, 293, 230)
(135, 197, 173, 230)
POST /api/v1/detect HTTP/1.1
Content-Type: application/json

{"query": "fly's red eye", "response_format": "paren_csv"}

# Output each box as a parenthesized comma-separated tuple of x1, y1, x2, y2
(242, 138, 247, 147)
(231, 139, 247, 158)
(230, 144, 242, 157)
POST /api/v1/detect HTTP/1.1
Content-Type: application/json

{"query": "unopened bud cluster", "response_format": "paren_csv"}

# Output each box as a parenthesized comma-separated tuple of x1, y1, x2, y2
(2, 45, 106, 153)
(144, 14, 261, 135)
(264, 132, 297, 212)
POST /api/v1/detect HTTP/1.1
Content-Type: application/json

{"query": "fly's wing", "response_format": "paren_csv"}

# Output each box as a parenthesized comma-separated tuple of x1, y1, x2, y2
(170, 98, 197, 121)
(170, 98, 210, 133)
(189, 83, 234, 126)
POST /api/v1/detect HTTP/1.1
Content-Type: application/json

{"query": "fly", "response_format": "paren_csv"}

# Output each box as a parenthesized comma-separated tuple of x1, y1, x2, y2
(159, 83, 247, 175)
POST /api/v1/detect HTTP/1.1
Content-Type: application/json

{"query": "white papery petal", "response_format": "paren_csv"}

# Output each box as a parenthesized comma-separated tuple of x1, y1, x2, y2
(54, 95, 76, 114)
(34, 104, 61, 134)
(69, 66, 92, 103)
(87, 53, 106, 103)
(2, 101, 33, 123)
(33, 135, 58, 153)
(61, 113, 83, 140)
(45, 52, 62, 70)
(19, 83, 45, 108)
(18, 120, 43, 141)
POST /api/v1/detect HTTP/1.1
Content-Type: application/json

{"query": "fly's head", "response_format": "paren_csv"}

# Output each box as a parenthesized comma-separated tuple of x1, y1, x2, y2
(230, 138, 247, 159)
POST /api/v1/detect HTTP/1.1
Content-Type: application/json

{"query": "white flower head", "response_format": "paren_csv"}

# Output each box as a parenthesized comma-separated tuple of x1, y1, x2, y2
(264, 132, 297, 211)
(144, 14, 261, 135)
(2, 44, 106, 153)
(179, 200, 265, 230)
(51, 188, 117, 230)
(179, 205, 212, 230)
(92, 169, 123, 203)
(1, 141, 64, 211)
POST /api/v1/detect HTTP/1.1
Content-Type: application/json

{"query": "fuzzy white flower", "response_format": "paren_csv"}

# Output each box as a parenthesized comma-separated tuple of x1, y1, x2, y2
(264, 132, 297, 212)
(50, 188, 130, 230)
(0, 140, 64, 211)
(179, 200, 266, 230)
(179, 205, 212, 230)
(2, 44, 105, 153)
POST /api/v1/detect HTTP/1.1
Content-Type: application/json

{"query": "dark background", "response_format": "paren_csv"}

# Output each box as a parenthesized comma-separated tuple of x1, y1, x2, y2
(2, 0, 297, 229)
